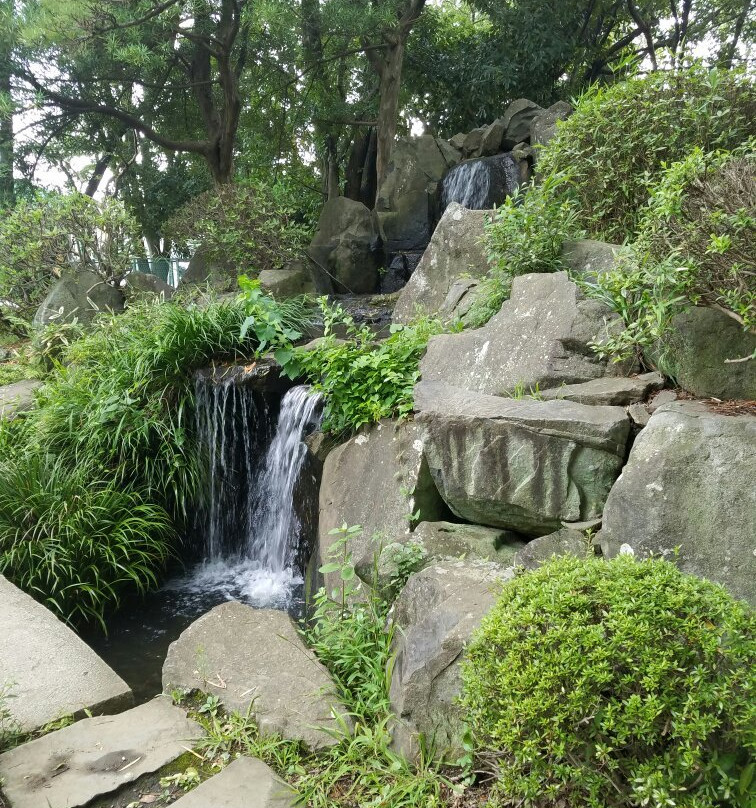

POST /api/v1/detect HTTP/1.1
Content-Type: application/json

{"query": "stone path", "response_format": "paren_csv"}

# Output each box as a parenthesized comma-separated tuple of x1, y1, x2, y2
(0, 698, 202, 808)
(0, 574, 132, 733)
(172, 756, 295, 807)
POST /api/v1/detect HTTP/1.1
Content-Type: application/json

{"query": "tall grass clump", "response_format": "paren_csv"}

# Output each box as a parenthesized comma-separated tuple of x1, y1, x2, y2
(0, 454, 175, 628)
(461, 555, 756, 808)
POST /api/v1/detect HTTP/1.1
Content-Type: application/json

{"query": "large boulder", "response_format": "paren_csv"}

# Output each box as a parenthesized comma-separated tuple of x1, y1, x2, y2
(561, 238, 624, 281)
(33, 268, 125, 328)
(122, 270, 175, 302)
(389, 560, 513, 760)
(258, 261, 316, 299)
(163, 603, 349, 750)
(180, 243, 238, 290)
(530, 101, 573, 159)
(0, 379, 42, 420)
(316, 420, 448, 594)
(650, 307, 756, 400)
(375, 135, 461, 253)
(538, 372, 665, 406)
(392, 203, 493, 325)
(440, 154, 521, 211)
(415, 381, 630, 536)
(514, 528, 589, 570)
(420, 272, 635, 397)
(501, 98, 543, 149)
(307, 197, 380, 294)
(599, 402, 756, 605)
(0, 574, 132, 732)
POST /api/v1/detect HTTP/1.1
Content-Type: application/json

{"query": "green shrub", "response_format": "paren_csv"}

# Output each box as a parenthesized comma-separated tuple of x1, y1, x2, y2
(0, 193, 141, 321)
(294, 300, 442, 435)
(0, 454, 175, 628)
(539, 66, 756, 242)
(586, 143, 755, 362)
(467, 171, 583, 327)
(163, 178, 316, 276)
(461, 555, 755, 808)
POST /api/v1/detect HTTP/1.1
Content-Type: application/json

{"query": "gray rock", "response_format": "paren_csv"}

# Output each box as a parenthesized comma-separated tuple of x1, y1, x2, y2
(562, 238, 624, 282)
(316, 420, 447, 595)
(415, 381, 630, 536)
(627, 402, 651, 427)
(479, 119, 506, 155)
(461, 127, 486, 158)
(0, 379, 42, 419)
(259, 262, 315, 299)
(163, 603, 348, 750)
(389, 560, 513, 760)
(376, 135, 461, 253)
(180, 243, 238, 290)
(420, 272, 635, 397)
(0, 574, 132, 733)
(648, 389, 678, 412)
(650, 307, 756, 400)
(501, 98, 543, 149)
(514, 528, 589, 570)
(172, 756, 295, 808)
(413, 520, 526, 563)
(539, 372, 665, 405)
(380, 252, 422, 294)
(356, 521, 525, 595)
(393, 203, 492, 325)
(0, 697, 201, 808)
(600, 402, 756, 605)
(307, 197, 380, 294)
(33, 268, 125, 328)
(530, 101, 572, 160)
(449, 132, 467, 151)
(122, 270, 175, 302)
(438, 278, 482, 323)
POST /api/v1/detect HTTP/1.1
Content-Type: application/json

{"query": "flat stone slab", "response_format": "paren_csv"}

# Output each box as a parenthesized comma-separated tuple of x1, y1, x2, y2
(0, 698, 202, 808)
(163, 603, 350, 750)
(0, 379, 42, 419)
(539, 372, 665, 406)
(172, 756, 295, 807)
(0, 574, 132, 732)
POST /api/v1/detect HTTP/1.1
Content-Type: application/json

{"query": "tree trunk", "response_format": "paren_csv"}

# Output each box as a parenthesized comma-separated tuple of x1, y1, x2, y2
(0, 59, 14, 209)
(375, 41, 405, 191)
(720, 0, 751, 68)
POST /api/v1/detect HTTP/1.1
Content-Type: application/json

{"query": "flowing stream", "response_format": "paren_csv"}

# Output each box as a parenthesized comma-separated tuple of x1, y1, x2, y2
(442, 153, 521, 210)
(86, 381, 322, 701)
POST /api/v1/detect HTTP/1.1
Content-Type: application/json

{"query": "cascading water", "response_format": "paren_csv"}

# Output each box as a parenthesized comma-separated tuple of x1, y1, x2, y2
(85, 378, 323, 701)
(441, 153, 521, 210)
(179, 381, 323, 607)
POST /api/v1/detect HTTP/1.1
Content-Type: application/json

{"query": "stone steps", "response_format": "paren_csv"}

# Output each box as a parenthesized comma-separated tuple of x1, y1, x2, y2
(0, 697, 202, 808)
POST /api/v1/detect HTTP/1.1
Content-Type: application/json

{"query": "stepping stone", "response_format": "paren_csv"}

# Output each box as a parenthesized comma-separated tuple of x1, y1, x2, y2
(0, 574, 132, 732)
(0, 697, 202, 808)
(163, 603, 350, 750)
(172, 756, 295, 807)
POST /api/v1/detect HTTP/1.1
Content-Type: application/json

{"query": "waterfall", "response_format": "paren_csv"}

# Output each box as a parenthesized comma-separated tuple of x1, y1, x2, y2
(184, 380, 322, 607)
(441, 153, 521, 210)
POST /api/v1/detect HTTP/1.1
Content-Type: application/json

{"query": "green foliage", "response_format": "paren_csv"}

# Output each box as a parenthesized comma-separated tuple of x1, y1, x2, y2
(0, 454, 174, 628)
(467, 173, 583, 327)
(461, 555, 756, 808)
(294, 300, 442, 435)
(587, 143, 755, 362)
(164, 179, 316, 277)
(0, 683, 20, 753)
(539, 67, 756, 242)
(0, 193, 141, 320)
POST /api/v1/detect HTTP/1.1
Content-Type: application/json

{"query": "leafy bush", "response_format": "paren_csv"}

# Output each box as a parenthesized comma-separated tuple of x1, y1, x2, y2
(467, 172, 583, 327)
(0, 454, 175, 628)
(0, 193, 142, 321)
(164, 178, 316, 276)
(539, 66, 756, 242)
(294, 300, 442, 435)
(461, 555, 756, 808)
(587, 143, 755, 362)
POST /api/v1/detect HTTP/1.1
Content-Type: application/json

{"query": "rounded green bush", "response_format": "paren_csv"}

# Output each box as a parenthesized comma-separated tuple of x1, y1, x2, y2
(461, 555, 755, 808)
(539, 67, 756, 242)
